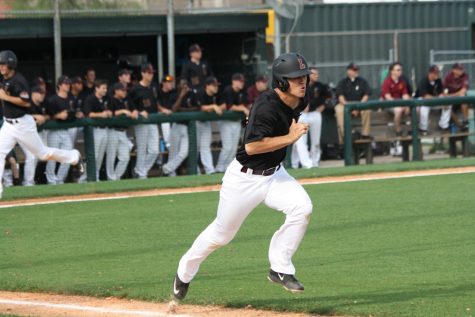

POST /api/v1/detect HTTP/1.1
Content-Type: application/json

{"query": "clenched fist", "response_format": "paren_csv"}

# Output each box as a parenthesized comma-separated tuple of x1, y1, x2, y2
(288, 119, 308, 143)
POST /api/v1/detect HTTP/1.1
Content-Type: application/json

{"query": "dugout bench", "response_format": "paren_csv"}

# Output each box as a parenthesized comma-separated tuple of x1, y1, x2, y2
(344, 96, 475, 166)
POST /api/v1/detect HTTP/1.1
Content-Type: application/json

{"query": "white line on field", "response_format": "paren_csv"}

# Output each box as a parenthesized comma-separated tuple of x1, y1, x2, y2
(0, 298, 190, 317)
(0, 168, 474, 209)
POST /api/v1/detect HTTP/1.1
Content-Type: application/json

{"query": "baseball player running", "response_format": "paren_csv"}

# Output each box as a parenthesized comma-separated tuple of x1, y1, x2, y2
(173, 52, 313, 300)
(0, 50, 83, 197)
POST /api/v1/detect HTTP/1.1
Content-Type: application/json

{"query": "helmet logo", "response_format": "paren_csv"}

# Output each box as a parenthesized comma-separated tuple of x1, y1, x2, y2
(297, 58, 306, 70)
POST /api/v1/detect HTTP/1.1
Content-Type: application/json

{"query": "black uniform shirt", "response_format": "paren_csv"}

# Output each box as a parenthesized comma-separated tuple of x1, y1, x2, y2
(196, 88, 220, 106)
(69, 92, 85, 113)
(109, 97, 130, 130)
(415, 77, 443, 98)
(83, 94, 108, 117)
(158, 89, 175, 110)
(222, 85, 248, 110)
(335, 77, 371, 102)
(29, 100, 47, 116)
(173, 88, 201, 124)
(236, 90, 305, 170)
(180, 60, 213, 88)
(307, 81, 331, 111)
(1, 72, 30, 118)
(47, 94, 75, 121)
(129, 83, 159, 113)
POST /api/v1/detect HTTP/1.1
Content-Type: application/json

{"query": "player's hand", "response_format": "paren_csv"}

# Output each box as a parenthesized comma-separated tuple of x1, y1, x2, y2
(56, 110, 68, 120)
(214, 105, 223, 116)
(75, 111, 84, 119)
(131, 110, 139, 119)
(0, 89, 7, 100)
(351, 110, 359, 117)
(35, 115, 46, 125)
(288, 119, 308, 143)
(161, 108, 172, 115)
(140, 110, 149, 119)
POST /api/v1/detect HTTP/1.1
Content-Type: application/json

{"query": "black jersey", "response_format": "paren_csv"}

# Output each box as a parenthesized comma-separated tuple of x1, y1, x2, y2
(47, 94, 75, 121)
(158, 89, 175, 110)
(83, 94, 108, 117)
(236, 90, 305, 170)
(196, 88, 220, 106)
(173, 88, 200, 124)
(222, 85, 248, 110)
(415, 77, 443, 98)
(1, 72, 30, 118)
(335, 76, 372, 102)
(129, 82, 159, 113)
(180, 60, 213, 88)
(109, 97, 130, 130)
(307, 81, 331, 111)
(29, 100, 47, 116)
(69, 92, 85, 113)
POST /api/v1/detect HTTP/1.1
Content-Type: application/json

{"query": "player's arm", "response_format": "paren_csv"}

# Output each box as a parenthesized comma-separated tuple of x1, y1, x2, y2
(245, 119, 308, 155)
(0, 89, 30, 108)
(114, 109, 131, 117)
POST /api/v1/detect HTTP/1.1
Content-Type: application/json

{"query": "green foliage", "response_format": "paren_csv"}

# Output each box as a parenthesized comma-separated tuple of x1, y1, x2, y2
(1, 173, 474, 316)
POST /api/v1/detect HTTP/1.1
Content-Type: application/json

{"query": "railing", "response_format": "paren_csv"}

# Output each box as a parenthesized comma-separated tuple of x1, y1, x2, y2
(2, 111, 245, 182)
(344, 96, 475, 166)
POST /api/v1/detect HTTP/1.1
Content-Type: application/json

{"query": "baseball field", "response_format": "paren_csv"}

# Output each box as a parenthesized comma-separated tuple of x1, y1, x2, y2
(0, 158, 474, 317)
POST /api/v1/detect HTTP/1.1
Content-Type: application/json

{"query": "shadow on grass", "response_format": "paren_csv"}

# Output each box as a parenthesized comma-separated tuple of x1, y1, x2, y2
(226, 283, 474, 315)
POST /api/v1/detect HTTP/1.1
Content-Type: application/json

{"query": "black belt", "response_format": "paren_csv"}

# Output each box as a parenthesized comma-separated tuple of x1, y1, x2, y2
(5, 118, 19, 124)
(240, 165, 281, 176)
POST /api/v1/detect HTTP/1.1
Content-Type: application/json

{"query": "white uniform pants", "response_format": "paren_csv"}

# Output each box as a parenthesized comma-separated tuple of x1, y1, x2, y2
(419, 104, 452, 130)
(162, 123, 188, 175)
(92, 127, 108, 180)
(291, 111, 322, 168)
(177, 159, 313, 283)
(46, 129, 74, 184)
(196, 121, 215, 174)
(134, 124, 159, 178)
(21, 130, 48, 186)
(0, 115, 79, 195)
(216, 120, 241, 173)
(106, 129, 130, 181)
(161, 122, 171, 147)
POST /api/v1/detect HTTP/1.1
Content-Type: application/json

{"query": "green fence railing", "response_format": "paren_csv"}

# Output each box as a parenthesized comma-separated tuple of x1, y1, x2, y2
(2, 111, 245, 181)
(344, 96, 475, 166)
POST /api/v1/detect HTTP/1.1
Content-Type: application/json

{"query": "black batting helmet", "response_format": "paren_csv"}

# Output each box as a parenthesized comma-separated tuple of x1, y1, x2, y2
(0, 50, 18, 69)
(272, 52, 311, 92)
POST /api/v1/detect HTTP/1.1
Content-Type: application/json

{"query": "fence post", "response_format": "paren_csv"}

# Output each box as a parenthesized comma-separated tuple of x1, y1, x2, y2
(411, 105, 421, 161)
(187, 120, 198, 175)
(83, 125, 96, 182)
(344, 105, 353, 166)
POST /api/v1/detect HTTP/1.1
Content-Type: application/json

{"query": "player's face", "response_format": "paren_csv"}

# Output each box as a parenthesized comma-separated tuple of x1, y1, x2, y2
(96, 84, 108, 97)
(391, 65, 402, 79)
(59, 83, 71, 93)
(120, 73, 131, 84)
(142, 71, 154, 82)
(208, 83, 218, 94)
(233, 79, 244, 90)
(0, 64, 12, 76)
(287, 76, 307, 98)
(162, 81, 173, 92)
(452, 69, 463, 78)
(115, 89, 126, 99)
(86, 70, 96, 83)
(310, 69, 318, 82)
(256, 81, 268, 92)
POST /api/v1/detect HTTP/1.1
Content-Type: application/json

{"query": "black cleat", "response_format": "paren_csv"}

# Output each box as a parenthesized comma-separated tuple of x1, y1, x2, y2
(267, 269, 304, 293)
(173, 274, 190, 300)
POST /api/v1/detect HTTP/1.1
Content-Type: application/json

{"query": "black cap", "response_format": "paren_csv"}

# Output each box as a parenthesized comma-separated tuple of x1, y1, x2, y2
(140, 63, 156, 73)
(189, 44, 202, 53)
(57, 75, 71, 86)
(71, 76, 83, 84)
(347, 62, 359, 70)
(255, 74, 268, 82)
(232, 73, 245, 82)
(428, 65, 440, 74)
(33, 76, 45, 86)
(452, 62, 464, 70)
(112, 82, 127, 92)
(31, 85, 45, 94)
(118, 68, 130, 77)
(205, 76, 219, 86)
(162, 74, 174, 83)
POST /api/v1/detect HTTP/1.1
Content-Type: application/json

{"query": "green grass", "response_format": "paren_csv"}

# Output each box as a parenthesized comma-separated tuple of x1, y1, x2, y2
(3, 157, 475, 201)
(1, 172, 474, 316)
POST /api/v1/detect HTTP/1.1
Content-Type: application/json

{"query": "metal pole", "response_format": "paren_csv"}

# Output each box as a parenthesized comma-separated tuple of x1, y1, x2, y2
(393, 31, 399, 61)
(344, 106, 353, 166)
(53, 0, 62, 80)
(157, 35, 164, 82)
(167, 0, 176, 77)
(187, 120, 197, 175)
(411, 105, 421, 161)
(274, 13, 281, 59)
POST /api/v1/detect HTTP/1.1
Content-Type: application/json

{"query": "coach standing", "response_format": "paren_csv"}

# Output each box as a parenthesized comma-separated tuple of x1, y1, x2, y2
(180, 44, 213, 88)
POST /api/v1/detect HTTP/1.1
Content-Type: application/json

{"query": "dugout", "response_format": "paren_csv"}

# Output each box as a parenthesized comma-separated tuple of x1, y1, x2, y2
(0, 13, 269, 88)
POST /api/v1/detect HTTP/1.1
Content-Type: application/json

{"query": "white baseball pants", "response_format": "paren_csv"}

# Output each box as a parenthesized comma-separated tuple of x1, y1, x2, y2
(196, 121, 215, 174)
(0, 115, 79, 195)
(46, 129, 74, 184)
(216, 120, 241, 173)
(177, 159, 313, 283)
(162, 123, 188, 175)
(106, 129, 130, 181)
(21, 130, 48, 186)
(134, 124, 159, 178)
(291, 111, 322, 168)
(419, 105, 453, 130)
(91, 127, 108, 181)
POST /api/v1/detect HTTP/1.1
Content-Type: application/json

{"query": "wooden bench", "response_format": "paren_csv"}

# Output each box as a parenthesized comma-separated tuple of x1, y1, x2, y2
(350, 110, 473, 164)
